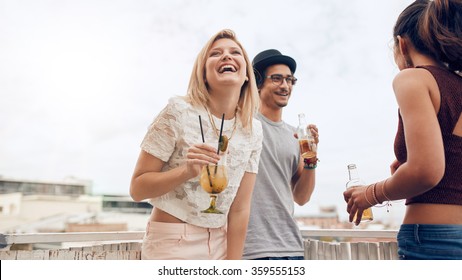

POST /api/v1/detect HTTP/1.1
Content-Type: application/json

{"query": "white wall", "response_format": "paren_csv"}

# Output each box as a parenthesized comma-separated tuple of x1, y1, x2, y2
(0, 193, 22, 216)
(20, 195, 102, 220)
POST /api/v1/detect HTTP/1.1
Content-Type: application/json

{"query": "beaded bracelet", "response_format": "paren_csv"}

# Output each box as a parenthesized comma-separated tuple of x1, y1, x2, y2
(304, 158, 319, 169)
(304, 164, 317, 169)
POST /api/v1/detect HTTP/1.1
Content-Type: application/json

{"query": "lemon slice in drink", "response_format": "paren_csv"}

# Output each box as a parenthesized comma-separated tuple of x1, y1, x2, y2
(219, 135, 228, 152)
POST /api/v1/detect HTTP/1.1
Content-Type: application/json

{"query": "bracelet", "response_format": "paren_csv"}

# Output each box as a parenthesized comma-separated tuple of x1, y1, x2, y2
(382, 179, 393, 212)
(304, 163, 317, 169)
(304, 157, 319, 169)
(371, 183, 380, 205)
(364, 184, 374, 207)
(382, 178, 392, 201)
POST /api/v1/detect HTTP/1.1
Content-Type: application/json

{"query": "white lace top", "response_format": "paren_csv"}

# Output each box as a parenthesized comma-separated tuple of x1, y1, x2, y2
(141, 97, 263, 228)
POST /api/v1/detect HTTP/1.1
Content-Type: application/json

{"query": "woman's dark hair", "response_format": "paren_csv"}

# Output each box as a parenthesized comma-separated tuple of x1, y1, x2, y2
(393, 0, 462, 72)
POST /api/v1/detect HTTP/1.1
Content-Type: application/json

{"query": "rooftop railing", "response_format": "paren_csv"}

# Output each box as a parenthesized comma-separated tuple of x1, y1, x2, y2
(302, 229, 399, 260)
(0, 229, 399, 260)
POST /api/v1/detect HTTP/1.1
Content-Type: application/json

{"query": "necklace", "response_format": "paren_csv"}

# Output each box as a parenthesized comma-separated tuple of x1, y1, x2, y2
(205, 107, 238, 151)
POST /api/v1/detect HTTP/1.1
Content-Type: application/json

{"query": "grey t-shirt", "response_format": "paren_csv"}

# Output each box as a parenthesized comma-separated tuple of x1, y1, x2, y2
(243, 113, 303, 259)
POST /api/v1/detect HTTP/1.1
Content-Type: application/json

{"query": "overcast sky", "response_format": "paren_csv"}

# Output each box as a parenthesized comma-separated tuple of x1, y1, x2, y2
(0, 0, 413, 223)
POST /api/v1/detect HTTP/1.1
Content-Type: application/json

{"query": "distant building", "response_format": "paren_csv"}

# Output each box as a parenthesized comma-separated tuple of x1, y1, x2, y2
(296, 205, 341, 229)
(0, 176, 150, 234)
(0, 192, 21, 217)
(102, 195, 152, 214)
(0, 176, 92, 196)
(295, 205, 387, 231)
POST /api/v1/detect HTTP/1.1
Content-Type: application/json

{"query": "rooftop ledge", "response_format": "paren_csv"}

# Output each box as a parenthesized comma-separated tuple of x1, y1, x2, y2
(0, 229, 399, 260)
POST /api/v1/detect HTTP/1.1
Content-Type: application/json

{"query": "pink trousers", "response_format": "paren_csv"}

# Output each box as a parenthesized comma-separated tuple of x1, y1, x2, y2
(141, 221, 227, 260)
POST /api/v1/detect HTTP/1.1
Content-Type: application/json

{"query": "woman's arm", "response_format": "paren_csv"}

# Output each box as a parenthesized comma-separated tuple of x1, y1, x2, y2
(130, 143, 220, 202)
(226, 172, 256, 259)
(344, 68, 445, 224)
(384, 68, 445, 199)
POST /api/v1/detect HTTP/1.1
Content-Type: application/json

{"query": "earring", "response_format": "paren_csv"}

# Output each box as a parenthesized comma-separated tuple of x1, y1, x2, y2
(245, 77, 249, 81)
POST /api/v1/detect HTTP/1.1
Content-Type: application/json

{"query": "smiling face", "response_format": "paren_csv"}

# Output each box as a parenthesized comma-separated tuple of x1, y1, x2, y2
(258, 64, 293, 110)
(204, 38, 247, 90)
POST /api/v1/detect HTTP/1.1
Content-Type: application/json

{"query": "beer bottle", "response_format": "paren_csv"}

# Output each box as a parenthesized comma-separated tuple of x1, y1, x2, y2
(346, 164, 373, 222)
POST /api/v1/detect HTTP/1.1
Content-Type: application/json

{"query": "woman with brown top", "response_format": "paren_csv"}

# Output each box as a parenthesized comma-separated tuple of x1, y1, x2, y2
(344, 0, 462, 260)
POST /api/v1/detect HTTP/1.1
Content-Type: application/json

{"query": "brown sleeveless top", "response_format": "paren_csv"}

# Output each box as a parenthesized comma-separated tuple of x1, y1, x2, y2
(394, 65, 462, 205)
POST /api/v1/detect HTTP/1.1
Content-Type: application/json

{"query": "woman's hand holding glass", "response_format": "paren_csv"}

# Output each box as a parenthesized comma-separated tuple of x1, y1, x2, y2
(195, 114, 230, 214)
(185, 143, 221, 179)
(196, 141, 228, 214)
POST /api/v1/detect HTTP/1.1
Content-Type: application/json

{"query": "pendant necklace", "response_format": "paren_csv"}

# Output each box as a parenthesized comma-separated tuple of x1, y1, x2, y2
(205, 106, 238, 152)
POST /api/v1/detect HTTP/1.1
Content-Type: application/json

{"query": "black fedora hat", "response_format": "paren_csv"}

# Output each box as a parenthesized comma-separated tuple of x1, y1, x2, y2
(252, 49, 296, 84)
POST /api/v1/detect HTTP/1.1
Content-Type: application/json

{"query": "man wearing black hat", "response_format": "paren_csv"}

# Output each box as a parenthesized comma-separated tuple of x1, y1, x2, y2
(243, 49, 319, 260)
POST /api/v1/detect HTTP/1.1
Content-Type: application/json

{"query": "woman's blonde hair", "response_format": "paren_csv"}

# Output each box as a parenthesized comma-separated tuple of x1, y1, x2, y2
(186, 29, 259, 131)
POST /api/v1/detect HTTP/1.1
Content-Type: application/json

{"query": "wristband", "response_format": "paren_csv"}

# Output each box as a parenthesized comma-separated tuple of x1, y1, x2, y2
(304, 157, 319, 169)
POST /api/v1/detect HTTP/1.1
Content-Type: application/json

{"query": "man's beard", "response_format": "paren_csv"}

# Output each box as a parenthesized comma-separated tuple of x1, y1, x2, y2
(276, 100, 289, 108)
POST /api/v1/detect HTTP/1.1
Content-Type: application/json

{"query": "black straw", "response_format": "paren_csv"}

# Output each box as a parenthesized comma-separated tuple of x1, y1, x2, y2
(199, 115, 213, 187)
(217, 113, 225, 155)
(199, 115, 205, 143)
